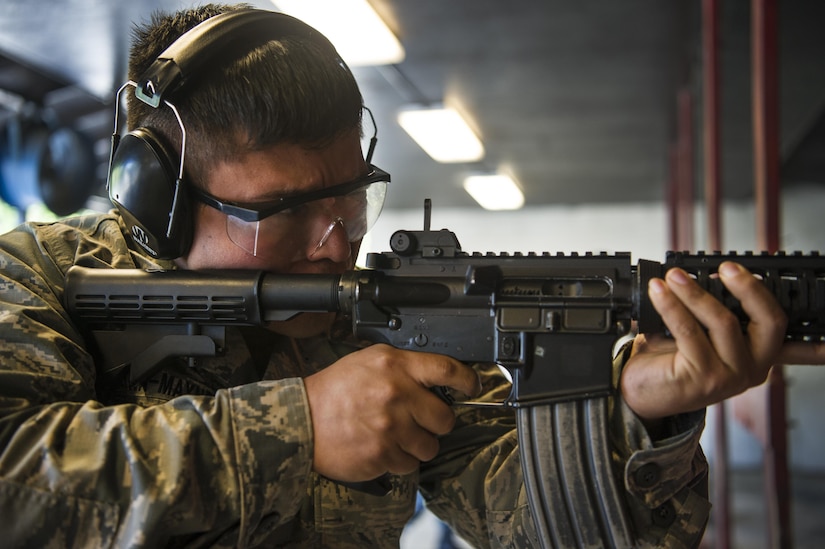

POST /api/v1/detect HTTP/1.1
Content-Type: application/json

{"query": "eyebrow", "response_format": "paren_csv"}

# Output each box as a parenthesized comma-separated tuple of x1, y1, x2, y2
(241, 167, 369, 204)
(252, 184, 326, 204)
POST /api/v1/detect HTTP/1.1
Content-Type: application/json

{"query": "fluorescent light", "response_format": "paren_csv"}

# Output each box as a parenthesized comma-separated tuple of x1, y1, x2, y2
(397, 106, 485, 163)
(271, 0, 405, 66)
(463, 174, 525, 210)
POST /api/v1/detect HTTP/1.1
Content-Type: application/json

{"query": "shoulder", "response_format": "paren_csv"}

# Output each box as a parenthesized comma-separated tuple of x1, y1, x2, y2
(0, 211, 168, 276)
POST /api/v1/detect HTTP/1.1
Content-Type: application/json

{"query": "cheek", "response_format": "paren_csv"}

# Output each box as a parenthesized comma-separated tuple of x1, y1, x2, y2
(190, 208, 225, 248)
(183, 208, 252, 269)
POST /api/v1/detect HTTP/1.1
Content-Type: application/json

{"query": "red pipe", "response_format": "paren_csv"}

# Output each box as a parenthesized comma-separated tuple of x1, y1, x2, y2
(702, 1, 731, 547)
(752, 0, 781, 253)
(668, 144, 679, 251)
(704, 0, 723, 252)
(751, 1, 792, 547)
(677, 88, 694, 251)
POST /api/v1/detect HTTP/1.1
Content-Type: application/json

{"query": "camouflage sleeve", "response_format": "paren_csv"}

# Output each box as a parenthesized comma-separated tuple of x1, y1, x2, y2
(609, 341, 711, 549)
(417, 364, 533, 546)
(419, 343, 710, 548)
(0, 222, 314, 547)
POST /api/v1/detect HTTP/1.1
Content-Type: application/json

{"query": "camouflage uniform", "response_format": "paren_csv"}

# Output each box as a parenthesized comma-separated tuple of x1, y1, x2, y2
(0, 212, 710, 548)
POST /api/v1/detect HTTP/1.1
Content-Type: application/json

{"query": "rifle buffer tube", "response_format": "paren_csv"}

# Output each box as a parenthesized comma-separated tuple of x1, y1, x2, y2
(64, 268, 455, 325)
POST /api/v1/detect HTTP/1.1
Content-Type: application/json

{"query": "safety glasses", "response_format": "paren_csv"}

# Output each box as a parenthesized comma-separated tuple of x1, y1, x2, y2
(191, 165, 390, 257)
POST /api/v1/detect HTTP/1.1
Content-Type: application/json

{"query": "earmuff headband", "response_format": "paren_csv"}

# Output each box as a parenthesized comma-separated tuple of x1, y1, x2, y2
(135, 9, 332, 107)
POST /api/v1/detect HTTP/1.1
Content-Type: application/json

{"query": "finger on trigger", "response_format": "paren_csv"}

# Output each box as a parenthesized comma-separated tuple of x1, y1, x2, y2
(424, 354, 481, 399)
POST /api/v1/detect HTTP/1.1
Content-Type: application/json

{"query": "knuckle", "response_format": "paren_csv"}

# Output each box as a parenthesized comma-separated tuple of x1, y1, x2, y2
(698, 367, 730, 399)
(419, 438, 440, 462)
(442, 356, 458, 375)
(362, 438, 391, 467)
(771, 308, 789, 333)
(433, 356, 457, 378)
(370, 344, 397, 368)
(372, 380, 404, 405)
(371, 413, 395, 435)
(433, 410, 456, 435)
(670, 318, 701, 340)
(362, 446, 382, 467)
(715, 310, 741, 335)
(391, 458, 420, 476)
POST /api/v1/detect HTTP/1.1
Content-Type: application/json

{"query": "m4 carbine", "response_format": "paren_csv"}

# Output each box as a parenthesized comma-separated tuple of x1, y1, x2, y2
(64, 202, 824, 548)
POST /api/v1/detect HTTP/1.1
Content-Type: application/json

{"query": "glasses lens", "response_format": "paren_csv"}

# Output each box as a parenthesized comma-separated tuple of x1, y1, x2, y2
(226, 215, 262, 256)
(225, 179, 388, 257)
(341, 179, 388, 241)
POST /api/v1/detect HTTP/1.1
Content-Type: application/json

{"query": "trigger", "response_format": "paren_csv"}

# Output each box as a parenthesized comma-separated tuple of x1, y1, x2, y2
(431, 386, 456, 405)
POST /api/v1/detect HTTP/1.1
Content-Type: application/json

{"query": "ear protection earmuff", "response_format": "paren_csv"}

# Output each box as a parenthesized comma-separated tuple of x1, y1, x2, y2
(107, 9, 342, 259)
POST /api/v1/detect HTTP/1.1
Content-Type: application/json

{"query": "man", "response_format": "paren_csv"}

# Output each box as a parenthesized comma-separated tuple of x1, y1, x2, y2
(0, 3, 820, 547)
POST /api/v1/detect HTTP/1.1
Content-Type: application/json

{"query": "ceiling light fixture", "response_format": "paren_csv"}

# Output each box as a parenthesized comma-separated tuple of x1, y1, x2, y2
(271, 0, 405, 66)
(463, 173, 525, 210)
(397, 106, 485, 163)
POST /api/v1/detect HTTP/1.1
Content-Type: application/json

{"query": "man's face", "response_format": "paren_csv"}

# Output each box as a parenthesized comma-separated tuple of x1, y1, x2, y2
(175, 130, 368, 336)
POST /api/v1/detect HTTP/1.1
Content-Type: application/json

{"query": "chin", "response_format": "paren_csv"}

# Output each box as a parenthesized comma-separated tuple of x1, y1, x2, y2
(266, 312, 337, 338)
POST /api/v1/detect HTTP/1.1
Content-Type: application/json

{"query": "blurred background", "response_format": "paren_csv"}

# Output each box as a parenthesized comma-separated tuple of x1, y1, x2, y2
(1, 1, 823, 547)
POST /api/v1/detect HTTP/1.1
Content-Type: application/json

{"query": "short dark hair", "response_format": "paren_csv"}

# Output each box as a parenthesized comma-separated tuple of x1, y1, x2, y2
(126, 3, 364, 185)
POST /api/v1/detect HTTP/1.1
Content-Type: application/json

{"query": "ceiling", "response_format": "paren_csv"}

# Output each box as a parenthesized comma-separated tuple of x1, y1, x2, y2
(1, 0, 824, 214)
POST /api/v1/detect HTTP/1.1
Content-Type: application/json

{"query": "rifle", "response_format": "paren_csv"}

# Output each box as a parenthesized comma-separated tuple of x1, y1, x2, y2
(65, 201, 824, 548)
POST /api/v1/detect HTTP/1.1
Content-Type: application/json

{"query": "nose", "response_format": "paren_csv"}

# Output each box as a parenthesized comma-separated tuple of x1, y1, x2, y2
(308, 216, 352, 262)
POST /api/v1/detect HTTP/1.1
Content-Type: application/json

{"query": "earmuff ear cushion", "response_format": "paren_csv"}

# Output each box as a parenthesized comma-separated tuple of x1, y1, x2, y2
(108, 129, 192, 259)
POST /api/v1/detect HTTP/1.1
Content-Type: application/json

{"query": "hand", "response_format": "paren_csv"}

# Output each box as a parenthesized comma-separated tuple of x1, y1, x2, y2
(620, 261, 797, 421)
(303, 344, 481, 483)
